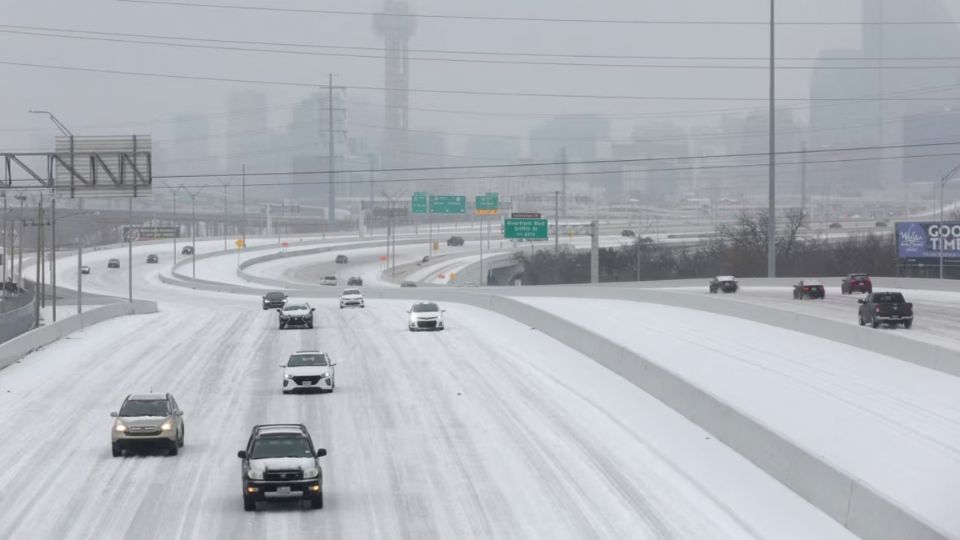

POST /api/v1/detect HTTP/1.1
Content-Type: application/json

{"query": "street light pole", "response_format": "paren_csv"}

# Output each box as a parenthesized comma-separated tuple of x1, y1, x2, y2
(766, 0, 777, 278)
(938, 164, 960, 279)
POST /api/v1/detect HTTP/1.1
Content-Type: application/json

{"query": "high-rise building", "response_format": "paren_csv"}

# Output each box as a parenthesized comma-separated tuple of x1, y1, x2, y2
(374, 1, 416, 170)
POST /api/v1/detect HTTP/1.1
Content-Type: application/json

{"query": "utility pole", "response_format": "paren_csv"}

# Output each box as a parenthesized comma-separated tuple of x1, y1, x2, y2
(479, 214, 484, 286)
(767, 0, 777, 278)
(554, 190, 560, 252)
(1, 192, 6, 295)
(590, 219, 599, 284)
(16, 194, 25, 289)
(800, 141, 808, 214)
(560, 147, 568, 225)
(128, 198, 133, 303)
(77, 199, 83, 314)
(241, 164, 247, 248)
(328, 74, 337, 232)
(33, 194, 42, 327)
(50, 198, 56, 321)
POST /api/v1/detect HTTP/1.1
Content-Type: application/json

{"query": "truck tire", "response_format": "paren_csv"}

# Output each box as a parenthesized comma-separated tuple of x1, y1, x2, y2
(858, 314, 865, 326)
(169, 444, 179, 456)
(243, 497, 256, 512)
(112, 444, 122, 458)
(311, 493, 324, 509)
(904, 320, 913, 329)
(871, 318, 879, 329)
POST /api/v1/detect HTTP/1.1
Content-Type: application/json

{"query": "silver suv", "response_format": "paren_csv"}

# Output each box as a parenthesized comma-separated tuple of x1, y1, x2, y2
(110, 393, 185, 457)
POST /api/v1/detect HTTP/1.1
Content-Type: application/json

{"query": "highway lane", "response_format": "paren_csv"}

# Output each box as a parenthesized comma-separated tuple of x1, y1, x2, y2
(1, 242, 853, 539)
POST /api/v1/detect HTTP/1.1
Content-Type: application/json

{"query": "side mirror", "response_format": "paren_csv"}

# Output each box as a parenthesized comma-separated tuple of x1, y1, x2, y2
(316, 448, 327, 457)
(237, 450, 247, 459)
(331, 362, 337, 366)
(857, 299, 865, 304)
(110, 411, 118, 418)
(442, 310, 447, 313)
(174, 410, 184, 416)
(406, 310, 411, 314)
(279, 363, 286, 368)
(276, 308, 282, 313)
(311, 308, 316, 312)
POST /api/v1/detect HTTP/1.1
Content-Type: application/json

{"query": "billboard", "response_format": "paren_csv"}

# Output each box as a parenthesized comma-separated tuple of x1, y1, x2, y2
(54, 135, 152, 199)
(896, 222, 960, 259)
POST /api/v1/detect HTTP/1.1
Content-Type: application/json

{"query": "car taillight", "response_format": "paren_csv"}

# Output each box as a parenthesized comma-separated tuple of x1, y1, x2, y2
(803, 287, 810, 291)
(875, 307, 881, 313)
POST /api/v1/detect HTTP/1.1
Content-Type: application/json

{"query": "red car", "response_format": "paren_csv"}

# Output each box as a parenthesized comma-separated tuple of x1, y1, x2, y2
(841, 273, 872, 295)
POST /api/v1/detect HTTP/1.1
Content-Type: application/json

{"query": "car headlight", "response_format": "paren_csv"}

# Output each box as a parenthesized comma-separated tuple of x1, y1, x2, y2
(319, 372, 330, 379)
(114, 421, 127, 432)
(248, 469, 264, 480)
(160, 421, 174, 431)
(303, 467, 319, 479)
(284, 373, 292, 379)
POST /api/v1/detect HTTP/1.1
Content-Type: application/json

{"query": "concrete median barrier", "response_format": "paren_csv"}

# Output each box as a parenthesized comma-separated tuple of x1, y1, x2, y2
(0, 300, 158, 372)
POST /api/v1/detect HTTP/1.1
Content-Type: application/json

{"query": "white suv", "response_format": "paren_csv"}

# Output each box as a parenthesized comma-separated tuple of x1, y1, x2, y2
(320, 276, 337, 286)
(339, 289, 364, 309)
(281, 351, 336, 393)
(408, 302, 445, 331)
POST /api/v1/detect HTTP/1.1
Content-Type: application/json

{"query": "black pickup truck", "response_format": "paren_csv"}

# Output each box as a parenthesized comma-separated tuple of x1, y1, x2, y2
(858, 292, 913, 329)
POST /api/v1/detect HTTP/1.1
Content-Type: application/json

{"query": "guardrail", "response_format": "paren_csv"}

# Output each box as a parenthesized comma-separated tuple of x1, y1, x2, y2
(0, 300, 158, 371)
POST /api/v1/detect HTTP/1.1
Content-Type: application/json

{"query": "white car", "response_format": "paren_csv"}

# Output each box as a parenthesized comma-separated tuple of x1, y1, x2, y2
(339, 289, 364, 309)
(281, 351, 336, 393)
(408, 302, 445, 331)
(320, 276, 337, 286)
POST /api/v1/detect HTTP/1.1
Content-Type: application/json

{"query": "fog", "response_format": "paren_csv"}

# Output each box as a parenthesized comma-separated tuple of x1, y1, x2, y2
(2, 0, 960, 209)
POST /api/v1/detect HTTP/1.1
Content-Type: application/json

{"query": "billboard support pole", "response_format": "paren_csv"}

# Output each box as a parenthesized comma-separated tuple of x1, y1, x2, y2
(939, 164, 960, 279)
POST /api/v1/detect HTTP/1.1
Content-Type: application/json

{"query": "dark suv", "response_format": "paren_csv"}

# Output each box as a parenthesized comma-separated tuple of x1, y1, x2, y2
(181, 245, 194, 255)
(447, 236, 465, 246)
(146, 254, 159, 264)
(335, 254, 349, 264)
(108, 258, 121, 269)
(238, 424, 327, 511)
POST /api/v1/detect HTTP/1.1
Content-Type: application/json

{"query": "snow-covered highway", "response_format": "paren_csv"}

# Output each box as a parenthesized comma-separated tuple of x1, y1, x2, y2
(0, 238, 854, 539)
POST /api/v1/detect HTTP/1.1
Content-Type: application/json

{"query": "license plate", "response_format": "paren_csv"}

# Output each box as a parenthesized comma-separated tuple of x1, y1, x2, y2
(277, 486, 291, 495)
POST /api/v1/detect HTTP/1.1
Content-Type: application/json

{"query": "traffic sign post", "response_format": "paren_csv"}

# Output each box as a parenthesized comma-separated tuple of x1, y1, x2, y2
(411, 192, 428, 214)
(504, 218, 549, 240)
(430, 195, 466, 214)
(475, 192, 499, 216)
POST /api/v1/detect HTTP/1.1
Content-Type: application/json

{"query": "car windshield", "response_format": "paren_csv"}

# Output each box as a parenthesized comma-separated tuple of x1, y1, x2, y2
(284, 304, 308, 311)
(850, 274, 868, 280)
(288, 354, 328, 367)
(874, 293, 906, 303)
(413, 303, 439, 313)
(250, 436, 313, 459)
(265, 292, 285, 300)
(119, 399, 168, 417)
(324, 276, 336, 280)
(343, 289, 360, 296)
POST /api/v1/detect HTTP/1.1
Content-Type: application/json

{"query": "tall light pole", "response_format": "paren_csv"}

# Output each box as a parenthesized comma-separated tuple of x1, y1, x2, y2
(766, 0, 777, 278)
(938, 164, 960, 279)
(185, 186, 205, 279)
(217, 178, 232, 251)
(29, 110, 72, 320)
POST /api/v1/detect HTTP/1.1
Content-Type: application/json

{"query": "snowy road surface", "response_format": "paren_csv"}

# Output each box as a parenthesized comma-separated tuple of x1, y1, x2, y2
(0, 242, 855, 539)
(517, 297, 960, 538)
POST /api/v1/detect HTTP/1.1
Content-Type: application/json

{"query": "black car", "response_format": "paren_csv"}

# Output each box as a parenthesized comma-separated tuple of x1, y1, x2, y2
(181, 245, 194, 255)
(347, 276, 363, 286)
(793, 280, 826, 299)
(108, 258, 121, 269)
(278, 302, 315, 329)
(262, 291, 288, 310)
(146, 254, 159, 264)
(621, 229, 636, 237)
(238, 424, 327, 511)
(828, 223, 842, 230)
(335, 254, 349, 264)
(400, 280, 417, 288)
(80, 265, 91, 275)
(708, 276, 738, 294)
(446, 236, 465, 247)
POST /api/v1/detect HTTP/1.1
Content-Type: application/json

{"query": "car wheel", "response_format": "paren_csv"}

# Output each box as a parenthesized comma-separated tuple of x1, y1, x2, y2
(169, 444, 179, 456)
(709, 289, 716, 294)
(904, 320, 913, 329)
(243, 497, 256, 512)
(307, 321, 314, 329)
(279, 323, 286, 330)
(178, 427, 185, 448)
(871, 318, 879, 329)
(409, 327, 415, 332)
(858, 314, 865, 326)
(311, 493, 324, 509)
(112, 444, 122, 458)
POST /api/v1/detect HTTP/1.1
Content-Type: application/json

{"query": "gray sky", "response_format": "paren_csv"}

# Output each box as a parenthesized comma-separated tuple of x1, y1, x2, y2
(1, 0, 957, 168)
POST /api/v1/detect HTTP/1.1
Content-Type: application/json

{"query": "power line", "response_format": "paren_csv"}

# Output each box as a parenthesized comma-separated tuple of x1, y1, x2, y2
(152, 140, 960, 180)
(115, 0, 960, 26)
(5, 59, 960, 102)
(6, 27, 960, 70)
(4, 24, 956, 63)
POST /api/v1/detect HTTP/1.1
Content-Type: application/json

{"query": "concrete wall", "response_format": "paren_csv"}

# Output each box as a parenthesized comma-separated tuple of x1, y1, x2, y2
(0, 300, 158, 372)
(0, 291, 35, 344)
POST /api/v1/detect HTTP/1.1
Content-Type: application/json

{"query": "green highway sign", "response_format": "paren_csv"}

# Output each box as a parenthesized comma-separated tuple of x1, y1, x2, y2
(504, 218, 548, 240)
(475, 192, 499, 215)
(412, 192, 428, 214)
(430, 195, 466, 214)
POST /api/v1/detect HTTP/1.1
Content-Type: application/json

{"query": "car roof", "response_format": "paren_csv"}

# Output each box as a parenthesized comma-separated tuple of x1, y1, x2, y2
(715, 275, 736, 281)
(253, 424, 309, 437)
(801, 279, 823, 285)
(127, 393, 167, 401)
(292, 350, 324, 355)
